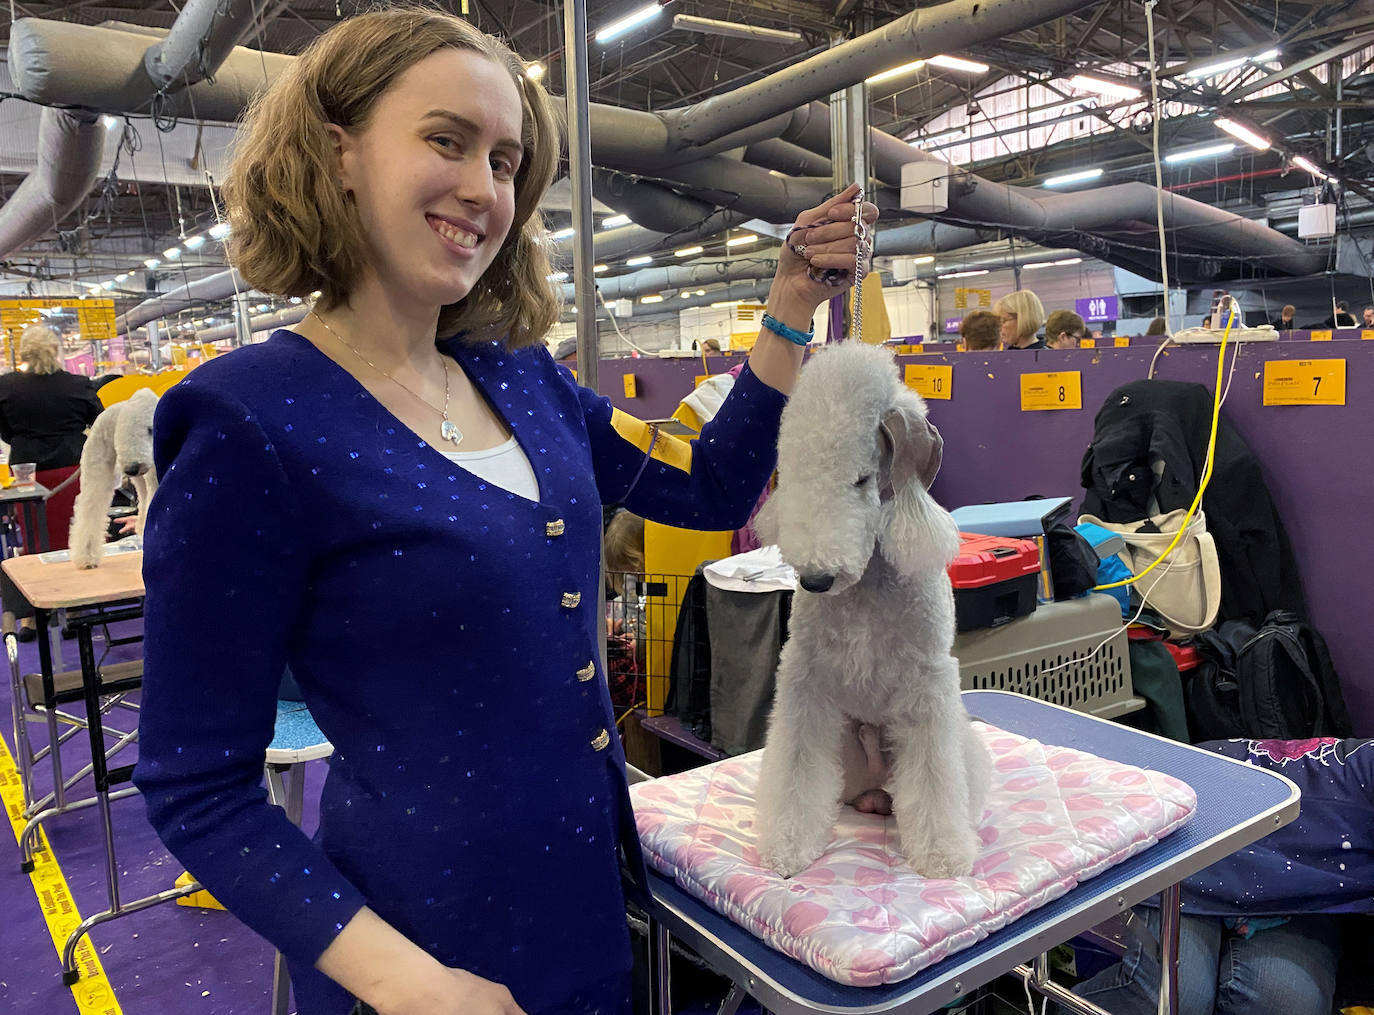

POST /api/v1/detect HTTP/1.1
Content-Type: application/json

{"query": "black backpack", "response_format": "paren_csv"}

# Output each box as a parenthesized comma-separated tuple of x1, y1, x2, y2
(1186, 611, 1353, 741)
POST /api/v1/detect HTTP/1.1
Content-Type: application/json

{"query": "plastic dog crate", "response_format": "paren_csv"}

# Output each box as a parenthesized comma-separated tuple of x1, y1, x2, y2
(953, 593, 1143, 720)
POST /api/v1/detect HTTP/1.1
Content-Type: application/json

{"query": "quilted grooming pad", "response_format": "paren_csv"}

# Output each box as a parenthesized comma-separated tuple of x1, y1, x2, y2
(631, 722, 1196, 987)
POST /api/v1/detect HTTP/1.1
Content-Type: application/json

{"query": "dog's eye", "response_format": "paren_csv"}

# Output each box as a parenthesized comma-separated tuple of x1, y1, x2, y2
(855, 474, 872, 487)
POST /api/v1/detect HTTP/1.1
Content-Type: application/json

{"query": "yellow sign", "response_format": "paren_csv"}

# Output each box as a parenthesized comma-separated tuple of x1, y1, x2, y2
(1310, 330, 1332, 342)
(694, 374, 710, 388)
(1079, 338, 1095, 348)
(953, 287, 991, 310)
(0, 298, 118, 347)
(1362, 330, 1374, 341)
(1020, 371, 1082, 411)
(1262, 359, 1346, 406)
(622, 373, 638, 398)
(904, 363, 953, 400)
(895, 344, 924, 355)
(1114, 337, 1131, 347)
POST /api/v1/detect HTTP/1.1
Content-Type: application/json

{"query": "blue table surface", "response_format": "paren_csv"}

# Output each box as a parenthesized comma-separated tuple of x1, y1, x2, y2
(267, 700, 330, 754)
(643, 690, 1298, 1008)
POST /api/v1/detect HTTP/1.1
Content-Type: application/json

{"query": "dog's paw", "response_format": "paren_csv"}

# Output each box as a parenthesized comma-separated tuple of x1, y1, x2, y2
(759, 839, 820, 879)
(906, 833, 978, 879)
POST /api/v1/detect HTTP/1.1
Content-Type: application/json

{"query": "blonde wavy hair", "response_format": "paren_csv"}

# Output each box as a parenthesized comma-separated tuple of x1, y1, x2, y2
(223, 8, 561, 348)
(993, 289, 1046, 344)
(18, 324, 63, 375)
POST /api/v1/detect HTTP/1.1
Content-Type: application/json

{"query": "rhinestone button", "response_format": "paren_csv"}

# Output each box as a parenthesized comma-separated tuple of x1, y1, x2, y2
(561, 591, 581, 609)
(576, 661, 596, 682)
(590, 728, 611, 752)
(546, 519, 565, 537)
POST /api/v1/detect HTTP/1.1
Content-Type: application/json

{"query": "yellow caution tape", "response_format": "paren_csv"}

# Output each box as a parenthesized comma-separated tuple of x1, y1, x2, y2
(0, 736, 123, 1014)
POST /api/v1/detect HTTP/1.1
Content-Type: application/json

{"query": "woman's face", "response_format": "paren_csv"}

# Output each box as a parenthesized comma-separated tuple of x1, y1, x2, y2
(333, 48, 523, 312)
(998, 311, 1019, 344)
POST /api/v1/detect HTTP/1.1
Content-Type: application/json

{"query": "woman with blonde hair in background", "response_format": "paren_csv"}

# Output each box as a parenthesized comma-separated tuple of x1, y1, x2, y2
(131, 7, 878, 1014)
(994, 289, 1047, 349)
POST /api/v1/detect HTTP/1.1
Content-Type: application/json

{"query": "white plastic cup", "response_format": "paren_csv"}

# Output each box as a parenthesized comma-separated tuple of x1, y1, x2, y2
(12, 463, 36, 487)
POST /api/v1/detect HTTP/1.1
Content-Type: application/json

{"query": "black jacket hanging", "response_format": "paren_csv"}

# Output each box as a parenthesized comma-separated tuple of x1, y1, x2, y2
(1080, 379, 1306, 627)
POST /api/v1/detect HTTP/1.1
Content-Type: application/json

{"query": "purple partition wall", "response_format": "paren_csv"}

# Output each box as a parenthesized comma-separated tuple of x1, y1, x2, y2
(599, 338, 1374, 735)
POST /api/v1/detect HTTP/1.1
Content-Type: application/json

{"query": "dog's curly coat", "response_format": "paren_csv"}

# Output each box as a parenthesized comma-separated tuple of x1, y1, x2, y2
(69, 388, 159, 569)
(753, 343, 991, 879)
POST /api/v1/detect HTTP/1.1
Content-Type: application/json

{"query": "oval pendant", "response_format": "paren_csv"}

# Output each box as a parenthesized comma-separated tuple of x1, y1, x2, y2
(440, 419, 463, 446)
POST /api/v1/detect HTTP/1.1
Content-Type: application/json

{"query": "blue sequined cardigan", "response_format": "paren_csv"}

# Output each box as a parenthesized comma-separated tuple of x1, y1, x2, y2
(133, 330, 785, 1013)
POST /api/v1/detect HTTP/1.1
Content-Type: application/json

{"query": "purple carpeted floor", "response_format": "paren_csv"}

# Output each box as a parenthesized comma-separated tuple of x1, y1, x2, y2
(0, 618, 318, 1015)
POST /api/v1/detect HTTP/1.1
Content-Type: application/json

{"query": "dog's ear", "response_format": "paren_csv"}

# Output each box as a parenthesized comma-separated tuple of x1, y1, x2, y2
(877, 404, 944, 501)
(878, 404, 959, 574)
(751, 483, 781, 548)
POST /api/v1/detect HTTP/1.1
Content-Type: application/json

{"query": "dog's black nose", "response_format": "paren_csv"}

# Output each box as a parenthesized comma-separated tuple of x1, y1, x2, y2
(799, 573, 834, 593)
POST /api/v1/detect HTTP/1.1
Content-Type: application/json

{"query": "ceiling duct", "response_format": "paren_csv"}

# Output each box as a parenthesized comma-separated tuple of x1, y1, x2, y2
(143, 0, 288, 93)
(0, 108, 105, 260)
(560, 280, 775, 323)
(562, 257, 779, 303)
(118, 268, 253, 333)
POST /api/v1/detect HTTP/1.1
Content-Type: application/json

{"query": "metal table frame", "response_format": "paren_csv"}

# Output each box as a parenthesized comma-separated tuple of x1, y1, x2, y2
(640, 690, 1301, 1015)
(0, 482, 51, 557)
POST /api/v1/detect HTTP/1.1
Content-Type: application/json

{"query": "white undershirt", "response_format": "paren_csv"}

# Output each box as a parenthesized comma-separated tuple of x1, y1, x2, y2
(440, 436, 539, 502)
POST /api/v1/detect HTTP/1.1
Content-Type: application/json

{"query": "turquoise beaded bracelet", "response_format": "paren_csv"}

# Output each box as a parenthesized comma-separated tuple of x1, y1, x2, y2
(761, 312, 814, 346)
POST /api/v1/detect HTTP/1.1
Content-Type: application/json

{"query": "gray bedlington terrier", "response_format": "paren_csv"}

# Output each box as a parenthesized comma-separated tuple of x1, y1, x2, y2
(753, 342, 991, 879)
(69, 387, 159, 569)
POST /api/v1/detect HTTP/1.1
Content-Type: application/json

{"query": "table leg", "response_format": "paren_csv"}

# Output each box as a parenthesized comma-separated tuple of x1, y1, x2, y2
(646, 914, 672, 1015)
(715, 983, 745, 1015)
(1157, 882, 1181, 1015)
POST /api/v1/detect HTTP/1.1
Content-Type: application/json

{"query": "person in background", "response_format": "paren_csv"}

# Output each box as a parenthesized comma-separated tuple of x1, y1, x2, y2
(958, 309, 1000, 350)
(0, 324, 105, 639)
(1363, 306, 1374, 327)
(1044, 310, 1086, 350)
(1201, 316, 1212, 329)
(1145, 316, 1169, 336)
(131, 9, 878, 1015)
(994, 289, 1047, 349)
(701, 338, 722, 354)
(1271, 305, 1296, 331)
(1317, 301, 1357, 329)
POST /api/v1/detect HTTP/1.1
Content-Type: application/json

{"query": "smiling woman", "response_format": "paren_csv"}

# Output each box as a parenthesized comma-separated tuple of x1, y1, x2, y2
(134, 9, 875, 1015)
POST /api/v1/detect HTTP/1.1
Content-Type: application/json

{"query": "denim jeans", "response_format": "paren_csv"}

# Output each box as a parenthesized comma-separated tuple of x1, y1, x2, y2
(1071, 908, 1342, 1015)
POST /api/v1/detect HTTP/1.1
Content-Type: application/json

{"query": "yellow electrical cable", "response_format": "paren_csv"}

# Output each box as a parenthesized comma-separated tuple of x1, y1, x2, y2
(1092, 305, 1234, 591)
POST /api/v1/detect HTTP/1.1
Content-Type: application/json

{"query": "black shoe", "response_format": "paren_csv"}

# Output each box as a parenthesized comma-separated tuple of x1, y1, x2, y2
(17, 626, 36, 643)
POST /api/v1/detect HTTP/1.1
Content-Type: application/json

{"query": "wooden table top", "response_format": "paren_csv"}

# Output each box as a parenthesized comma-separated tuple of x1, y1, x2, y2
(1, 551, 144, 610)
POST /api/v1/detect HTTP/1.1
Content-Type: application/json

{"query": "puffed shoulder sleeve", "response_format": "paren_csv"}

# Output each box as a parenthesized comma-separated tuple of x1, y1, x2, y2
(133, 379, 367, 966)
(559, 362, 785, 529)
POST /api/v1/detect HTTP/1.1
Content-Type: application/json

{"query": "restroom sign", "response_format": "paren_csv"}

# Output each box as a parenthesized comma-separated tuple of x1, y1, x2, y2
(1075, 296, 1118, 322)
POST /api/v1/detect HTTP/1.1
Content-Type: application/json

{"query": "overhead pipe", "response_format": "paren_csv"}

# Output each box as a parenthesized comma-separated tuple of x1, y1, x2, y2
(117, 268, 254, 333)
(551, 209, 753, 267)
(144, 0, 287, 92)
(660, 0, 1099, 149)
(591, 171, 726, 235)
(194, 304, 306, 344)
(8, 18, 293, 121)
(560, 280, 775, 323)
(742, 138, 833, 178)
(0, 108, 105, 259)
(561, 257, 779, 303)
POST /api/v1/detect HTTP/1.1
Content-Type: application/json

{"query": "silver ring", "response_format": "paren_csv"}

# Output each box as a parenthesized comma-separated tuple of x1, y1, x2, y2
(795, 243, 808, 259)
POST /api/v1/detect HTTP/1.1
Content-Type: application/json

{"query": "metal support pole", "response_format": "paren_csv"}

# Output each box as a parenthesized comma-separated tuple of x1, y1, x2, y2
(563, 0, 598, 395)
(147, 319, 162, 371)
(829, 80, 869, 193)
(233, 291, 252, 349)
(1158, 882, 1182, 1015)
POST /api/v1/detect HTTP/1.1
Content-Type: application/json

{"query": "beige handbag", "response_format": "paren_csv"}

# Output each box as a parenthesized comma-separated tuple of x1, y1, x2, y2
(1078, 508, 1222, 634)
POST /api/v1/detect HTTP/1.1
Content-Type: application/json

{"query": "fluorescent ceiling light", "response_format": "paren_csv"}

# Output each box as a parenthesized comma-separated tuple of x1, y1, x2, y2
(601, 214, 631, 228)
(1252, 48, 1280, 62)
(675, 245, 704, 257)
(937, 269, 990, 279)
(1069, 74, 1142, 100)
(726, 234, 759, 247)
(547, 271, 569, 281)
(208, 222, 230, 240)
(163, 247, 182, 259)
(144, 258, 160, 269)
(626, 255, 653, 266)
(101, 280, 116, 289)
(289, 297, 302, 304)
(254, 303, 269, 313)
(640, 294, 664, 304)
(926, 54, 989, 74)
(710, 299, 744, 307)
(671, 13, 801, 44)
(1024, 261, 1056, 269)
(867, 60, 926, 84)
(1054, 257, 1083, 266)
(679, 291, 693, 298)
(1292, 155, 1334, 180)
(1187, 55, 1248, 78)
(550, 226, 576, 239)
(183, 235, 206, 250)
(115, 273, 129, 282)
(695, 289, 706, 296)
(525, 62, 546, 80)
(593, 263, 609, 273)
(100, 115, 119, 130)
(596, 4, 662, 44)
(1216, 118, 1270, 151)
(1164, 142, 1236, 163)
(1043, 167, 1104, 187)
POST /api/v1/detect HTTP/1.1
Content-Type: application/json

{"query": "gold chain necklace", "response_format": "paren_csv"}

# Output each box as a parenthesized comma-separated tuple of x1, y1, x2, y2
(310, 310, 463, 447)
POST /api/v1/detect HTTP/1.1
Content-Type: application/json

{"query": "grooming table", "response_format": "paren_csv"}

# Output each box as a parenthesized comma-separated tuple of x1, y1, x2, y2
(639, 690, 1300, 1015)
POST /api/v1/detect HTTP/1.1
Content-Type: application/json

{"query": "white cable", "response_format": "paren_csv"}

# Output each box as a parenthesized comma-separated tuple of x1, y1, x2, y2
(1144, 1, 1173, 334)
(1039, 553, 1179, 677)
(593, 287, 658, 356)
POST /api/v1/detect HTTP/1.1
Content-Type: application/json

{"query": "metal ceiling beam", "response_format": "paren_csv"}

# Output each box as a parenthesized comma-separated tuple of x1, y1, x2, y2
(1221, 31, 1374, 106)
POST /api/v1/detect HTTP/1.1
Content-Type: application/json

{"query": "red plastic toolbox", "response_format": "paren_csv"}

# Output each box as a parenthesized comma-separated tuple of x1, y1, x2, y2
(948, 532, 1041, 631)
